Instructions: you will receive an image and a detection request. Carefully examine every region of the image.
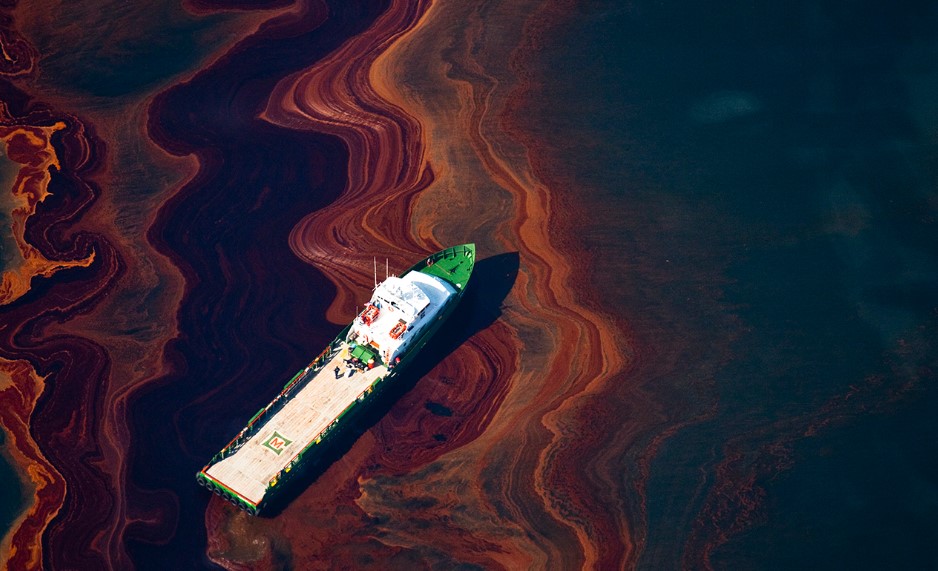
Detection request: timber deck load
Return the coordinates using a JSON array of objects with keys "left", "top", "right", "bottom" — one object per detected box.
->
[{"left": 197, "top": 244, "right": 475, "bottom": 514}]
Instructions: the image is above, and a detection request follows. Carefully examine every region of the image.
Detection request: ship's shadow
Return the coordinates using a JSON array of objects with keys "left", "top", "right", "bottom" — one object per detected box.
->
[{"left": 262, "top": 251, "right": 519, "bottom": 517}]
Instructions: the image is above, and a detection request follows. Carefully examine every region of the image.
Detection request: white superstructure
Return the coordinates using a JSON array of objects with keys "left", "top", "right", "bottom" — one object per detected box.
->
[{"left": 348, "top": 271, "right": 456, "bottom": 364}]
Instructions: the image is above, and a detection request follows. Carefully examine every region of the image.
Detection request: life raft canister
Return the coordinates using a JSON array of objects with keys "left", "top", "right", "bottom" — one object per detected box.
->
[
  {"left": 389, "top": 321, "right": 407, "bottom": 339},
  {"left": 361, "top": 304, "right": 380, "bottom": 325}
]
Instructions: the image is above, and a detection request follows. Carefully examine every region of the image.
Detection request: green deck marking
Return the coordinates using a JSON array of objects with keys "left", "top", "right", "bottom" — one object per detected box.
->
[{"left": 261, "top": 431, "right": 292, "bottom": 455}]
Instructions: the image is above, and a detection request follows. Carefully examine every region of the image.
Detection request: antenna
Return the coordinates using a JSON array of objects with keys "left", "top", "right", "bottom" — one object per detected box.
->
[
  {"left": 385, "top": 258, "right": 389, "bottom": 279},
  {"left": 373, "top": 257, "right": 377, "bottom": 288}
]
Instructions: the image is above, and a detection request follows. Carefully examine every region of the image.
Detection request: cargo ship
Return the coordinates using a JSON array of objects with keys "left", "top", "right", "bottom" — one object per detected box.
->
[{"left": 196, "top": 244, "right": 476, "bottom": 514}]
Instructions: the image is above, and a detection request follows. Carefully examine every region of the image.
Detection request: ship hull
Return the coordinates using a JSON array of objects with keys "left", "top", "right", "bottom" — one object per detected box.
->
[{"left": 197, "top": 244, "right": 475, "bottom": 514}]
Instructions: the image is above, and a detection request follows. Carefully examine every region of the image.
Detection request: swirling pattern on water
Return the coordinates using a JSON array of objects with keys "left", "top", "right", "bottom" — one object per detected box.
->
[
  {"left": 3, "top": 0, "right": 936, "bottom": 569},
  {"left": 205, "top": 1, "right": 634, "bottom": 568}
]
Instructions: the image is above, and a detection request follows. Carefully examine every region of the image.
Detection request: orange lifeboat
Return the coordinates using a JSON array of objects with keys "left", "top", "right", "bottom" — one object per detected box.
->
[
  {"left": 389, "top": 320, "right": 407, "bottom": 339},
  {"left": 361, "top": 304, "right": 380, "bottom": 325}
]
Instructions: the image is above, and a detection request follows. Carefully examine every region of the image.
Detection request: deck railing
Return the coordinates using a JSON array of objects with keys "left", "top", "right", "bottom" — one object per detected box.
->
[
  {"left": 211, "top": 338, "right": 346, "bottom": 462},
  {"left": 264, "top": 372, "right": 387, "bottom": 492}
]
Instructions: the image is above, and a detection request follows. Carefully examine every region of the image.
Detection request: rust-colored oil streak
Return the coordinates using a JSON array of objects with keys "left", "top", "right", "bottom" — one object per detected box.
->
[
  {"left": 209, "top": 0, "right": 633, "bottom": 568},
  {"left": 0, "top": 119, "right": 95, "bottom": 304},
  {"left": 0, "top": 359, "right": 63, "bottom": 571},
  {"left": 361, "top": 1, "right": 634, "bottom": 568},
  {"left": 263, "top": 0, "right": 433, "bottom": 323},
  {"left": 0, "top": 1, "right": 293, "bottom": 567},
  {"left": 0, "top": 97, "right": 122, "bottom": 569}
]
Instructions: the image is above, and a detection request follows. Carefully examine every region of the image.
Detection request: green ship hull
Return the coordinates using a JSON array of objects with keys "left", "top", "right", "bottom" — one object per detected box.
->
[{"left": 197, "top": 244, "right": 475, "bottom": 514}]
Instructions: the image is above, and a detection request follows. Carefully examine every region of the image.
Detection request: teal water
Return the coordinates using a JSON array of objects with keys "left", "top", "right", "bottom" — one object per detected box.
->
[
  {"left": 29, "top": 0, "right": 229, "bottom": 99},
  {"left": 0, "top": 430, "right": 27, "bottom": 546},
  {"left": 532, "top": 1, "right": 938, "bottom": 567},
  {"left": 7, "top": 0, "right": 935, "bottom": 566},
  {"left": 0, "top": 151, "right": 19, "bottom": 275},
  {"left": 0, "top": 151, "right": 29, "bottom": 540}
]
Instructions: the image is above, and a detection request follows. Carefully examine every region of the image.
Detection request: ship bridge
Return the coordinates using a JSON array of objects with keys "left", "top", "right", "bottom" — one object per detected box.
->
[
  {"left": 374, "top": 276, "right": 430, "bottom": 321},
  {"left": 350, "top": 272, "right": 455, "bottom": 364}
]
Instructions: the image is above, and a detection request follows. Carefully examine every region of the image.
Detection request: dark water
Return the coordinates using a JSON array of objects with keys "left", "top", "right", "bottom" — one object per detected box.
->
[
  {"left": 535, "top": 1, "right": 938, "bottom": 568},
  {"left": 6, "top": 0, "right": 937, "bottom": 567},
  {"left": 0, "top": 118, "right": 28, "bottom": 550},
  {"left": 125, "top": 3, "right": 389, "bottom": 568},
  {"left": 0, "top": 431, "right": 25, "bottom": 543},
  {"left": 29, "top": 1, "right": 229, "bottom": 99}
]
